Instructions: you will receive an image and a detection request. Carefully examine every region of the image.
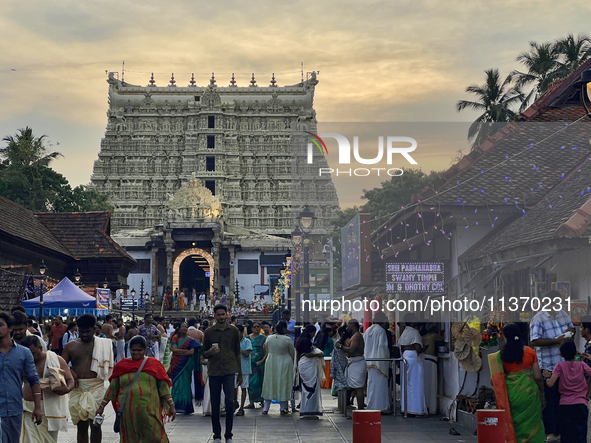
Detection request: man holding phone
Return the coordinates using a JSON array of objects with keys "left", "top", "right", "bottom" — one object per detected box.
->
[{"left": 203, "top": 304, "right": 242, "bottom": 443}]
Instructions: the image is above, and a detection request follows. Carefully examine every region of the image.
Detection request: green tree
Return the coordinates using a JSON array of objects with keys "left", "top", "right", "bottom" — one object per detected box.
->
[
  {"left": 555, "top": 33, "right": 591, "bottom": 76},
  {"left": 326, "top": 169, "right": 440, "bottom": 285},
  {"left": 0, "top": 127, "right": 112, "bottom": 212},
  {"left": 512, "top": 41, "right": 562, "bottom": 98},
  {"left": 0, "top": 127, "right": 63, "bottom": 210},
  {"left": 456, "top": 69, "right": 524, "bottom": 149}
]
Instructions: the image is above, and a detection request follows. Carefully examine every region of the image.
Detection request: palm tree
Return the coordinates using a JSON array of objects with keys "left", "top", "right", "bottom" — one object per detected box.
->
[
  {"left": 457, "top": 69, "right": 524, "bottom": 149},
  {"left": 0, "top": 127, "right": 62, "bottom": 210},
  {"left": 512, "top": 41, "right": 562, "bottom": 106},
  {"left": 555, "top": 33, "right": 591, "bottom": 76},
  {"left": 1, "top": 126, "right": 61, "bottom": 169}
]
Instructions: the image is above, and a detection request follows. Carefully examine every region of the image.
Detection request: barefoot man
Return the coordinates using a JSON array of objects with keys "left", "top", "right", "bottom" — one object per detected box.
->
[
  {"left": 62, "top": 314, "right": 114, "bottom": 443},
  {"left": 21, "top": 335, "right": 75, "bottom": 442},
  {"left": 336, "top": 319, "right": 366, "bottom": 410}
]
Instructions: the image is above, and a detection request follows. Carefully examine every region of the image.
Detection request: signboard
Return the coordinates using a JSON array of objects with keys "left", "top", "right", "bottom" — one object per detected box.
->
[
  {"left": 341, "top": 213, "right": 371, "bottom": 290},
  {"left": 386, "top": 262, "right": 445, "bottom": 293},
  {"left": 120, "top": 295, "right": 138, "bottom": 311},
  {"left": 96, "top": 288, "right": 110, "bottom": 309}
]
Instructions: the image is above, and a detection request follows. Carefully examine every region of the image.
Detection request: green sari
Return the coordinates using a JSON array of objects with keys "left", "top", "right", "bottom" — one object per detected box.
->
[
  {"left": 248, "top": 334, "right": 266, "bottom": 403},
  {"left": 488, "top": 351, "right": 545, "bottom": 443}
]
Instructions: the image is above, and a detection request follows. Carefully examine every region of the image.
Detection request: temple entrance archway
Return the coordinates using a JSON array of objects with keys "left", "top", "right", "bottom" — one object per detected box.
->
[{"left": 173, "top": 248, "right": 214, "bottom": 295}]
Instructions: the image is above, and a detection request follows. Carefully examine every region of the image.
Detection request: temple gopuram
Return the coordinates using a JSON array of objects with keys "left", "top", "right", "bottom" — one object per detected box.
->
[{"left": 90, "top": 71, "right": 338, "bottom": 305}]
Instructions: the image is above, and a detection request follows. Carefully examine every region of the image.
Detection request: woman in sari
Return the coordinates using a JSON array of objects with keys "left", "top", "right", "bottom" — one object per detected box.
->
[
  {"left": 488, "top": 323, "right": 545, "bottom": 443},
  {"left": 97, "top": 336, "right": 175, "bottom": 443},
  {"left": 245, "top": 321, "right": 266, "bottom": 408},
  {"left": 168, "top": 322, "right": 201, "bottom": 414},
  {"left": 178, "top": 290, "right": 185, "bottom": 311},
  {"left": 317, "top": 325, "right": 335, "bottom": 389},
  {"left": 296, "top": 325, "right": 325, "bottom": 418},
  {"left": 331, "top": 325, "right": 349, "bottom": 396}
]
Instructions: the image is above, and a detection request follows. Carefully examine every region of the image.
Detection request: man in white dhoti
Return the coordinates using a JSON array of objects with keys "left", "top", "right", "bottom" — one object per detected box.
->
[
  {"left": 191, "top": 289, "right": 197, "bottom": 311},
  {"left": 397, "top": 314, "right": 427, "bottom": 416},
  {"left": 422, "top": 323, "right": 443, "bottom": 414},
  {"left": 364, "top": 312, "right": 390, "bottom": 412},
  {"left": 21, "top": 335, "right": 75, "bottom": 443},
  {"left": 199, "top": 293, "right": 206, "bottom": 312},
  {"left": 62, "top": 314, "right": 113, "bottom": 443},
  {"left": 336, "top": 319, "right": 366, "bottom": 409}
]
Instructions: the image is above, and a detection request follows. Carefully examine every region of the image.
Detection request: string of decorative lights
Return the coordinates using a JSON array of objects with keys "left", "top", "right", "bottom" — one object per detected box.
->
[{"left": 321, "top": 115, "right": 590, "bottom": 235}]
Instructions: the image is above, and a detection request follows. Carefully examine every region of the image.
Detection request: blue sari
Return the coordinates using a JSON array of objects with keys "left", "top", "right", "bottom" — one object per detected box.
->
[{"left": 169, "top": 335, "right": 201, "bottom": 414}]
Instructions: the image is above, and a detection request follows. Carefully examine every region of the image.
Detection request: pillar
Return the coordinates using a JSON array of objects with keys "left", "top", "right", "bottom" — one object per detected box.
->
[
  {"left": 164, "top": 229, "right": 175, "bottom": 292},
  {"left": 228, "top": 246, "right": 236, "bottom": 307},
  {"left": 212, "top": 227, "right": 221, "bottom": 294},
  {"left": 151, "top": 246, "right": 159, "bottom": 296}
]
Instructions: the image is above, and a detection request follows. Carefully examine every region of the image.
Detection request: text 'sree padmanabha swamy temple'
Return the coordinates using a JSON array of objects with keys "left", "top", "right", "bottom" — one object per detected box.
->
[{"left": 90, "top": 72, "right": 339, "bottom": 305}]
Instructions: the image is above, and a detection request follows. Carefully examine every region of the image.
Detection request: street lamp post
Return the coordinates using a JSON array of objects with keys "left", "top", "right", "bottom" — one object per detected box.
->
[
  {"left": 298, "top": 205, "right": 315, "bottom": 325},
  {"left": 38, "top": 260, "right": 48, "bottom": 327},
  {"left": 303, "top": 237, "right": 310, "bottom": 324},
  {"left": 323, "top": 238, "right": 335, "bottom": 301},
  {"left": 291, "top": 227, "right": 302, "bottom": 326}
]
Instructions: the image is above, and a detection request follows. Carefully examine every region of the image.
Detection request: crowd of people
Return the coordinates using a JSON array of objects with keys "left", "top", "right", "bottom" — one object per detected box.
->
[
  {"left": 0, "top": 305, "right": 460, "bottom": 443},
  {"left": 157, "top": 288, "right": 270, "bottom": 316},
  {"left": 488, "top": 289, "right": 591, "bottom": 443},
  {"left": 4, "top": 287, "right": 591, "bottom": 442}
]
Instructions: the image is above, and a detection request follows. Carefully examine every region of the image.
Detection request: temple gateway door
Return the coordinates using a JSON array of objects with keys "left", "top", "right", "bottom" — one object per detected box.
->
[{"left": 173, "top": 248, "right": 214, "bottom": 295}]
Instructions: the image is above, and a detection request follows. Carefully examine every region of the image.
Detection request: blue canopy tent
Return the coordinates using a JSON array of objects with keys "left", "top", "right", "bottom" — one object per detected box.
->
[{"left": 23, "top": 277, "right": 108, "bottom": 317}]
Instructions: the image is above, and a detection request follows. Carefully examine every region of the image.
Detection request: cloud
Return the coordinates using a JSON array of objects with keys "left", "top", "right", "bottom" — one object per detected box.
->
[{"left": 0, "top": 0, "right": 590, "bottom": 208}]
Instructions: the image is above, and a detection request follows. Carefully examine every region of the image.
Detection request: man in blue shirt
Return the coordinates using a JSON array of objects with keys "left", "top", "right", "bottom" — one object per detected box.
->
[
  {"left": 0, "top": 311, "right": 42, "bottom": 443},
  {"left": 282, "top": 310, "right": 296, "bottom": 343}
]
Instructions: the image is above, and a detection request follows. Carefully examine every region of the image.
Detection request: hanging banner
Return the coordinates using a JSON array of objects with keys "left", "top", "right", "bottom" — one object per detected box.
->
[{"left": 96, "top": 288, "right": 110, "bottom": 309}]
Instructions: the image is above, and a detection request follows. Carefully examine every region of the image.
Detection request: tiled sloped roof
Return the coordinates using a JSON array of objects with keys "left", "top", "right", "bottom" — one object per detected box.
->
[
  {"left": 411, "top": 58, "right": 591, "bottom": 210},
  {"left": 0, "top": 268, "right": 27, "bottom": 311},
  {"left": 0, "top": 196, "right": 73, "bottom": 257},
  {"left": 529, "top": 105, "right": 589, "bottom": 122},
  {"left": 467, "top": 157, "right": 591, "bottom": 259},
  {"left": 414, "top": 119, "right": 591, "bottom": 207},
  {"left": 35, "top": 212, "right": 133, "bottom": 261}
]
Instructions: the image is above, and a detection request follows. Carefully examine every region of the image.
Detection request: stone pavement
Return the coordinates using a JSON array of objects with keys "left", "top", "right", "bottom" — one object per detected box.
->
[{"left": 56, "top": 391, "right": 477, "bottom": 442}]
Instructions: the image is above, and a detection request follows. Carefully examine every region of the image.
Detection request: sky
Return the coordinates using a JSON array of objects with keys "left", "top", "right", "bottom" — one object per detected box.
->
[{"left": 1, "top": 0, "right": 591, "bottom": 208}]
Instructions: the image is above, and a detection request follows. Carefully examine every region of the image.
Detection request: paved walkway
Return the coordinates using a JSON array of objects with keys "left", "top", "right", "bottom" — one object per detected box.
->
[{"left": 56, "top": 392, "right": 476, "bottom": 442}]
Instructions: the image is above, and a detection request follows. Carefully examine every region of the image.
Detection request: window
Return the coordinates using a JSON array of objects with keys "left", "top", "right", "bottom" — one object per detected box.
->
[
  {"left": 207, "top": 135, "right": 215, "bottom": 149},
  {"left": 238, "top": 259, "right": 259, "bottom": 274},
  {"left": 205, "top": 180, "right": 215, "bottom": 195},
  {"left": 206, "top": 156, "right": 215, "bottom": 171},
  {"left": 208, "top": 116, "right": 215, "bottom": 128},
  {"left": 130, "top": 259, "right": 150, "bottom": 274},
  {"left": 195, "top": 96, "right": 200, "bottom": 102}
]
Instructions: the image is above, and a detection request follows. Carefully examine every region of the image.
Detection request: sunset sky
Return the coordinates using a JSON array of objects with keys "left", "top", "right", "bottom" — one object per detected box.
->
[{"left": 1, "top": 0, "right": 590, "bottom": 208}]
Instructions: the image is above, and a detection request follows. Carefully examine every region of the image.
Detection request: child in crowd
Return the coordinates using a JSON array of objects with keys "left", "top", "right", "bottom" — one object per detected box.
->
[{"left": 546, "top": 340, "right": 591, "bottom": 443}]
